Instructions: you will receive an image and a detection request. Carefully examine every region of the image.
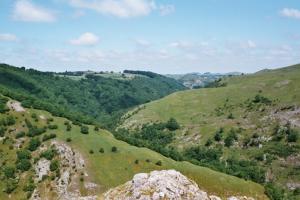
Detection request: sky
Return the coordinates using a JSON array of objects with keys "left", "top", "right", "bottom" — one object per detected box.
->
[{"left": 0, "top": 0, "right": 300, "bottom": 74}]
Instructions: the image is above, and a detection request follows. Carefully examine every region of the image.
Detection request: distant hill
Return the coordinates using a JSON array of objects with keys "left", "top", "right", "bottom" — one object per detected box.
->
[
  {"left": 166, "top": 72, "right": 242, "bottom": 89},
  {"left": 120, "top": 64, "right": 300, "bottom": 199},
  {"left": 0, "top": 64, "right": 185, "bottom": 128}
]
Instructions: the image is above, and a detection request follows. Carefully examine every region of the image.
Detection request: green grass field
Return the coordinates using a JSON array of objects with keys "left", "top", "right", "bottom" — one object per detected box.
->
[{"left": 0, "top": 103, "right": 268, "bottom": 199}]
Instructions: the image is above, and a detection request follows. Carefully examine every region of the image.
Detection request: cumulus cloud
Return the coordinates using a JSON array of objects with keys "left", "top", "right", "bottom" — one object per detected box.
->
[
  {"left": 70, "top": 32, "right": 100, "bottom": 46},
  {"left": 67, "top": 0, "right": 174, "bottom": 18},
  {"left": 0, "top": 33, "right": 18, "bottom": 41},
  {"left": 13, "top": 0, "right": 56, "bottom": 22},
  {"left": 280, "top": 8, "right": 300, "bottom": 19},
  {"left": 67, "top": 0, "right": 155, "bottom": 18}
]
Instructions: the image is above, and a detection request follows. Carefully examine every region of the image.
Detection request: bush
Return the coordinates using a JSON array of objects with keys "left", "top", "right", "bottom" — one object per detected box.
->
[
  {"left": 99, "top": 148, "right": 104, "bottom": 153},
  {"left": 66, "top": 137, "right": 72, "bottom": 142},
  {"left": 135, "top": 159, "right": 139, "bottom": 164},
  {"left": 66, "top": 124, "right": 72, "bottom": 131},
  {"left": 166, "top": 118, "right": 180, "bottom": 131},
  {"left": 40, "top": 149, "right": 56, "bottom": 160},
  {"left": 264, "top": 183, "right": 284, "bottom": 200},
  {"left": 17, "top": 149, "right": 31, "bottom": 160},
  {"left": 15, "top": 131, "right": 25, "bottom": 139},
  {"left": 50, "top": 160, "right": 59, "bottom": 171},
  {"left": 89, "top": 150, "right": 94, "bottom": 154},
  {"left": 205, "top": 138, "right": 213, "bottom": 146},
  {"left": 27, "top": 138, "right": 41, "bottom": 151},
  {"left": 81, "top": 126, "right": 89, "bottom": 134},
  {"left": 48, "top": 124, "right": 58, "bottom": 129},
  {"left": 214, "top": 130, "right": 223, "bottom": 142},
  {"left": 3, "top": 166, "right": 15, "bottom": 178},
  {"left": 155, "top": 160, "right": 162, "bottom": 166},
  {"left": 287, "top": 130, "right": 298, "bottom": 142},
  {"left": 0, "top": 126, "right": 6, "bottom": 137},
  {"left": 94, "top": 126, "right": 100, "bottom": 131},
  {"left": 111, "top": 146, "right": 117, "bottom": 152},
  {"left": 4, "top": 179, "right": 18, "bottom": 194},
  {"left": 42, "top": 133, "right": 57, "bottom": 142},
  {"left": 16, "top": 159, "right": 31, "bottom": 171}
]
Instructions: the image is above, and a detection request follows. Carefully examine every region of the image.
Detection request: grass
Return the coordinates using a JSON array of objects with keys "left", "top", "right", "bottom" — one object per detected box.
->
[
  {"left": 0, "top": 104, "right": 268, "bottom": 199},
  {"left": 120, "top": 64, "right": 300, "bottom": 196}
]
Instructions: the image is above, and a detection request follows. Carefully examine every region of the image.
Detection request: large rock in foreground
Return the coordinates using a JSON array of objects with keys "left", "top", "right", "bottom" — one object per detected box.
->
[
  {"left": 105, "top": 170, "right": 208, "bottom": 199},
  {"left": 104, "top": 170, "right": 256, "bottom": 200}
]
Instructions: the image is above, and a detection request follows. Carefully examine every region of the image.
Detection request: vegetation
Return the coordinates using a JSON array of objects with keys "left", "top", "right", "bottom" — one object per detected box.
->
[{"left": 0, "top": 64, "right": 185, "bottom": 128}]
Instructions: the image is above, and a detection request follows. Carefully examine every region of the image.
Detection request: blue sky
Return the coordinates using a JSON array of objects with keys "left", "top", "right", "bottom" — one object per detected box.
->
[{"left": 0, "top": 0, "right": 300, "bottom": 73}]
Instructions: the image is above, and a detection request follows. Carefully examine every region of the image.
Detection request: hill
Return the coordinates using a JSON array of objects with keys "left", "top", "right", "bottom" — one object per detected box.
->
[
  {"left": 119, "top": 64, "right": 300, "bottom": 199},
  {"left": 0, "top": 64, "right": 185, "bottom": 128},
  {"left": 0, "top": 97, "right": 267, "bottom": 199}
]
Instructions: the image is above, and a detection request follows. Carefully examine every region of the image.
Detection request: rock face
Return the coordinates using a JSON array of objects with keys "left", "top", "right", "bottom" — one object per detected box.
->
[
  {"left": 105, "top": 170, "right": 209, "bottom": 200},
  {"left": 104, "top": 170, "right": 256, "bottom": 200}
]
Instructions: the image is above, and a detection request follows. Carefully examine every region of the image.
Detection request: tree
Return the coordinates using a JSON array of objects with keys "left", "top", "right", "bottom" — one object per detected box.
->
[
  {"left": 166, "top": 118, "right": 180, "bottom": 131},
  {"left": 155, "top": 160, "right": 162, "bottom": 166},
  {"left": 99, "top": 148, "right": 104, "bottom": 153},
  {"left": 17, "top": 149, "right": 31, "bottom": 160},
  {"left": 111, "top": 146, "right": 117, "bottom": 152},
  {"left": 27, "top": 138, "right": 41, "bottom": 151},
  {"left": 205, "top": 138, "right": 213, "bottom": 146},
  {"left": 81, "top": 126, "right": 89, "bottom": 134},
  {"left": 214, "top": 131, "right": 223, "bottom": 142},
  {"left": 3, "top": 166, "right": 15, "bottom": 178},
  {"left": 287, "top": 130, "right": 298, "bottom": 142},
  {"left": 16, "top": 159, "right": 32, "bottom": 171},
  {"left": 50, "top": 160, "right": 59, "bottom": 171}
]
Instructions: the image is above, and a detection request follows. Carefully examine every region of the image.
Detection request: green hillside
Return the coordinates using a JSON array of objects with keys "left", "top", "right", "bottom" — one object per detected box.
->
[
  {"left": 120, "top": 64, "right": 300, "bottom": 199},
  {"left": 0, "top": 64, "right": 185, "bottom": 128},
  {"left": 0, "top": 97, "right": 267, "bottom": 199}
]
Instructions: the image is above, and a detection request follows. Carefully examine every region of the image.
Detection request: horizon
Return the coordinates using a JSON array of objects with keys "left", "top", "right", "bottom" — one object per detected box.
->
[{"left": 0, "top": 0, "right": 300, "bottom": 73}]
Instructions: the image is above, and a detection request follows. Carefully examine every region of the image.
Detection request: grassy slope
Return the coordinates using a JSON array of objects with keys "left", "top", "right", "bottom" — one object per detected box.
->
[
  {"left": 0, "top": 102, "right": 267, "bottom": 199},
  {"left": 121, "top": 64, "right": 300, "bottom": 146}
]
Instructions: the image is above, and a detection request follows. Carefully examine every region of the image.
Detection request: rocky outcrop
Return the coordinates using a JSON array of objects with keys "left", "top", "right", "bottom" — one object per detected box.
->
[{"left": 104, "top": 170, "right": 255, "bottom": 200}]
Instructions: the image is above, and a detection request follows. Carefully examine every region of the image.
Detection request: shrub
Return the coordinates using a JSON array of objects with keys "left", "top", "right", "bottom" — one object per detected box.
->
[
  {"left": 17, "top": 149, "right": 31, "bottom": 160},
  {"left": 287, "top": 130, "right": 298, "bottom": 142},
  {"left": 3, "top": 166, "right": 15, "bottom": 178},
  {"left": 42, "top": 133, "right": 56, "bottom": 142},
  {"left": 40, "top": 149, "right": 56, "bottom": 160},
  {"left": 4, "top": 179, "right": 18, "bottom": 194},
  {"left": 111, "top": 146, "right": 117, "bottom": 152},
  {"left": 27, "top": 138, "right": 41, "bottom": 151},
  {"left": 48, "top": 124, "right": 58, "bottom": 129},
  {"left": 66, "top": 124, "right": 72, "bottom": 131},
  {"left": 0, "top": 126, "right": 7, "bottom": 137},
  {"left": 80, "top": 126, "right": 89, "bottom": 134},
  {"left": 94, "top": 126, "right": 100, "bottom": 131},
  {"left": 15, "top": 131, "right": 25, "bottom": 139},
  {"left": 227, "top": 113, "right": 234, "bottom": 119},
  {"left": 135, "top": 159, "right": 139, "bottom": 164},
  {"left": 99, "top": 148, "right": 104, "bottom": 153},
  {"left": 166, "top": 118, "right": 180, "bottom": 131},
  {"left": 16, "top": 159, "right": 31, "bottom": 171},
  {"left": 264, "top": 183, "right": 284, "bottom": 200},
  {"left": 66, "top": 138, "right": 72, "bottom": 142},
  {"left": 89, "top": 150, "right": 94, "bottom": 154},
  {"left": 205, "top": 138, "right": 213, "bottom": 146},
  {"left": 155, "top": 160, "right": 162, "bottom": 166},
  {"left": 214, "top": 131, "right": 223, "bottom": 142},
  {"left": 50, "top": 160, "right": 59, "bottom": 171}
]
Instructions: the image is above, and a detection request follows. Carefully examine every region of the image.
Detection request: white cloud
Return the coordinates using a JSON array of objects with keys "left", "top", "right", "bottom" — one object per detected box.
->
[
  {"left": 246, "top": 40, "right": 256, "bottom": 48},
  {"left": 68, "top": 0, "right": 155, "bottom": 18},
  {"left": 70, "top": 32, "right": 100, "bottom": 46},
  {"left": 0, "top": 33, "right": 18, "bottom": 41},
  {"left": 135, "top": 39, "right": 151, "bottom": 47},
  {"left": 159, "top": 4, "right": 175, "bottom": 16},
  {"left": 13, "top": 0, "right": 56, "bottom": 22},
  {"left": 280, "top": 8, "right": 300, "bottom": 19}
]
